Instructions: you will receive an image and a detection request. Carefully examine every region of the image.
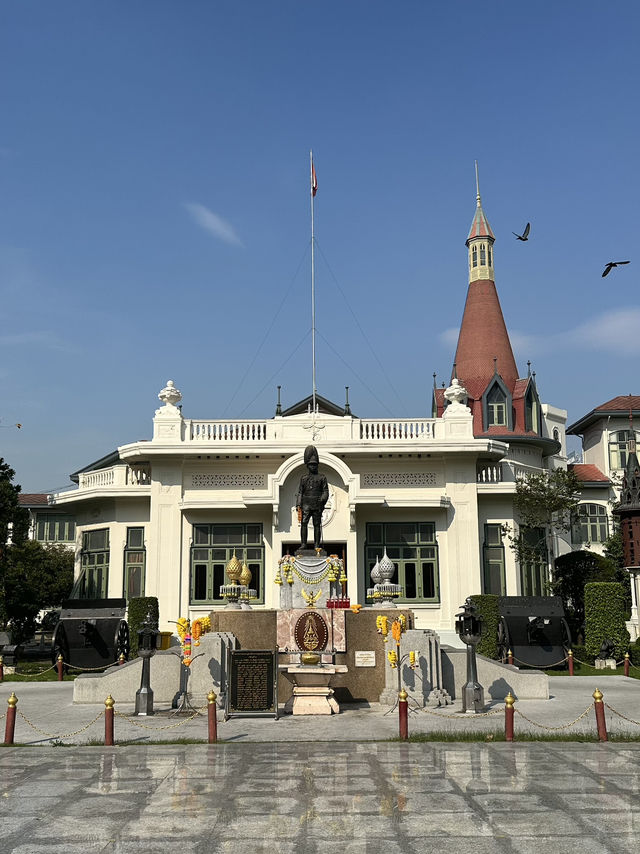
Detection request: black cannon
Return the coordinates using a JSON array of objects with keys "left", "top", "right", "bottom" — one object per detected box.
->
[
  {"left": 497, "top": 596, "right": 571, "bottom": 669},
  {"left": 51, "top": 599, "right": 130, "bottom": 670}
]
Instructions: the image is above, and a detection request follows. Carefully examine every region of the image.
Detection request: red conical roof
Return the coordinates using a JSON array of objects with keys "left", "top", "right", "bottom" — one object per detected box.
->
[{"left": 453, "top": 279, "right": 518, "bottom": 401}]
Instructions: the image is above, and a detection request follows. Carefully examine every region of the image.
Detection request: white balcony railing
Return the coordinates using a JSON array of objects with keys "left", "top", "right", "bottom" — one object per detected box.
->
[
  {"left": 78, "top": 464, "right": 151, "bottom": 490},
  {"left": 183, "top": 417, "right": 437, "bottom": 444}
]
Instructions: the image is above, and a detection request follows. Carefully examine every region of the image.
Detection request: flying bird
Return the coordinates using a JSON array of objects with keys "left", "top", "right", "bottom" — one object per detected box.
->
[
  {"left": 602, "top": 261, "right": 630, "bottom": 278},
  {"left": 512, "top": 222, "right": 530, "bottom": 241}
]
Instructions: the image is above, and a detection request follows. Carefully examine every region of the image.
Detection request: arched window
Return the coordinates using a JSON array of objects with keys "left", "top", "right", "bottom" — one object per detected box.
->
[
  {"left": 553, "top": 427, "right": 560, "bottom": 442},
  {"left": 480, "top": 244, "right": 486, "bottom": 265},
  {"left": 472, "top": 246, "right": 478, "bottom": 267},
  {"left": 487, "top": 384, "right": 507, "bottom": 427},
  {"left": 571, "top": 504, "right": 609, "bottom": 544}
]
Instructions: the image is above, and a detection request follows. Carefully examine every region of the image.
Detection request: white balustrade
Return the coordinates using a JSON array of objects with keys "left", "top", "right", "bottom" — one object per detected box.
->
[
  {"left": 79, "top": 465, "right": 151, "bottom": 490},
  {"left": 476, "top": 463, "right": 503, "bottom": 483},
  {"left": 359, "top": 419, "right": 434, "bottom": 441},
  {"left": 189, "top": 420, "right": 269, "bottom": 442}
]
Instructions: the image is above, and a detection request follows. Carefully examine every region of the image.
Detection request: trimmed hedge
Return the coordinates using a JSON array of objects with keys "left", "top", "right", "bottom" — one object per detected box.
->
[
  {"left": 470, "top": 594, "right": 500, "bottom": 659},
  {"left": 629, "top": 639, "right": 640, "bottom": 665},
  {"left": 584, "top": 582, "right": 629, "bottom": 660},
  {"left": 127, "top": 596, "right": 159, "bottom": 658}
]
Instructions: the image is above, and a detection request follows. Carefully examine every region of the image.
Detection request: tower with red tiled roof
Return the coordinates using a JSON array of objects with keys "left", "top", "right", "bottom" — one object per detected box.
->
[{"left": 434, "top": 167, "right": 557, "bottom": 455}]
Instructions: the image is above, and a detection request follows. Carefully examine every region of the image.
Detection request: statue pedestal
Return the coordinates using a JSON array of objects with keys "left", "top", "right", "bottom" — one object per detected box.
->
[{"left": 280, "top": 664, "right": 348, "bottom": 715}]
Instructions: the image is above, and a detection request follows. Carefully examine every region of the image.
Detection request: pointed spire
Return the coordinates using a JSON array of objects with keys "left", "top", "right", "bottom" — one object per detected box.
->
[{"left": 453, "top": 168, "right": 518, "bottom": 400}]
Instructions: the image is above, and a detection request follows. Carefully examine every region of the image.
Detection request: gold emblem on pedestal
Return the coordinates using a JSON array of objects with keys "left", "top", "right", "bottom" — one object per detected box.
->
[{"left": 301, "top": 587, "right": 322, "bottom": 608}]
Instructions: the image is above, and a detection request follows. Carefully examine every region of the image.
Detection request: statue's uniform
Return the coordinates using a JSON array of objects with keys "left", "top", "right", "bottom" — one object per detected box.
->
[{"left": 296, "top": 473, "right": 329, "bottom": 549}]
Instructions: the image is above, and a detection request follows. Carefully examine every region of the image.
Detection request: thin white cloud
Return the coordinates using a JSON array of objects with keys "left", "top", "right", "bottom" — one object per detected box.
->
[
  {"left": 0, "top": 330, "right": 76, "bottom": 353},
  {"left": 440, "top": 308, "right": 640, "bottom": 359},
  {"left": 563, "top": 308, "right": 640, "bottom": 355},
  {"left": 184, "top": 202, "right": 243, "bottom": 247}
]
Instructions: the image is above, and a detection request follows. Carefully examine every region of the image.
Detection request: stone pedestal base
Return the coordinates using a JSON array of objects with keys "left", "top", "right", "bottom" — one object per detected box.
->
[
  {"left": 280, "top": 664, "right": 348, "bottom": 715},
  {"left": 595, "top": 658, "right": 617, "bottom": 671}
]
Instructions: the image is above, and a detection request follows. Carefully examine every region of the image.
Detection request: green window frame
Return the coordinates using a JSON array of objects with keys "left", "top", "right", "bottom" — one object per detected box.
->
[
  {"left": 608, "top": 430, "right": 640, "bottom": 470},
  {"left": 482, "top": 524, "right": 505, "bottom": 595},
  {"left": 35, "top": 513, "right": 76, "bottom": 543},
  {"left": 487, "top": 385, "right": 507, "bottom": 427},
  {"left": 123, "top": 527, "right": 146, "bottom": 599},
  {"left": 519, "top": 526, "right": 548, "bottom": 597},
  {"left": 571, "top": 504, "right": 609, "bottom": 545},
  {"left": 80, "top": 528, "right": 110, "bottom": 599},
  {"left": 365, "top": 522, "right": 439, "bottom": 603},
  {"left": 190, "top": 523, "right": 264, "bottom": 605}
]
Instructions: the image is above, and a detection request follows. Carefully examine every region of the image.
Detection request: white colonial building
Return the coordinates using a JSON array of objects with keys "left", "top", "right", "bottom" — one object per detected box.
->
[{"left": 50, "top": 187, "right": 569, "bottom": 642}]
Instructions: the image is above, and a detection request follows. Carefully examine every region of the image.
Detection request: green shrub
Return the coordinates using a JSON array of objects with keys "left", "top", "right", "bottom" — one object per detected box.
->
[
  {"left": 584, "top": 583, "right": 630, "bottom": 660},
  {"left": 470, "top": 594, "right": 500, "bottom": 659},
  {"left": 628, "top": 639, "right": 640, "bottom": 665},
  {"left": 127, "top": 596, "right": 159, "bottom": 658},
  {"left": 568, "top": 644, "right": 591, "bottom": 666}
]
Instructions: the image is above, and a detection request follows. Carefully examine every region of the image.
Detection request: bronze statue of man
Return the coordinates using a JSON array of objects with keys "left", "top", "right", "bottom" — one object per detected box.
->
[{"left": 296, "top": 445, "right": 329, "bottom": 550}]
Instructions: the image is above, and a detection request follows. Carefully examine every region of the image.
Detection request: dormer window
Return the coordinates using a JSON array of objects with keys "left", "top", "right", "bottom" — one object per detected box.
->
[
  {"left": 525, "top": 385, "right": 541, "bottom": 433},
  {"left": 487, "top": 384, "right": 507, "bottom": 426},
  {"left": 472, "top": 246, "right": 478, "bottom": 267}
]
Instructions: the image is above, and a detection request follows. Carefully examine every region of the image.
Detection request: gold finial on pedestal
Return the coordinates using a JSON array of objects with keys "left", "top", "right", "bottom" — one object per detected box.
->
[
  {"left": 593, "top": 688, "right": 603, "bottom": 703},
  {"left": 7, "top": 692, "right": 18, "bottom": 708},
  {"left": 226, "top": 550, "right": 242, "bottom": 584},
  {"left": 104, "top": 695, "right": 115, "bottom": 709},
  {"left": 505, "top": 692, "right": 515, "bottom": 708}
]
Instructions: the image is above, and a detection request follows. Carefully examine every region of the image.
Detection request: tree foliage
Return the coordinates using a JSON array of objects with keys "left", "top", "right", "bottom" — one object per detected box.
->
[
  {"left": 128, "top": 596, "right": 159, "bottom": 657},
  {"left": 2, "top": 541, "right": 74, "bottom": 644},
  {"left": 553, "top": 550, "right": 617, "bottom": 637},
  {"left": 508, "top": 469, "right": 581, "bottom": 565},
  {"left": 0, "top": 457, "right": 30, "bottom": 630},
  {"left": 470, "top": 594, "right": 500, "bottom": 659}
]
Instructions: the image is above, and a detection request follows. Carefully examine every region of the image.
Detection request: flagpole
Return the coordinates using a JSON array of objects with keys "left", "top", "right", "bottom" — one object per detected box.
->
[{"left": 310, "top": 150, "right": 317, "bottom": 414}]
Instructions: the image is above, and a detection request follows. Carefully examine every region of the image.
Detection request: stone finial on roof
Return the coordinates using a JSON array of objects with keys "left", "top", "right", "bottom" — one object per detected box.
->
[
  {"left": 443, "top": 378, "right": 471, "bottom": 417},
  {"left": 158, "top": 380, "right": 182, "bottom": 409}
]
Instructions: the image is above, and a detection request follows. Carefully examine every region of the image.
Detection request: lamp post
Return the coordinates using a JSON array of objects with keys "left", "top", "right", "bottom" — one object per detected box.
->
[
  {"left": 135, "top": 613, "right": 161, "bottom": 716},
  {"left": 455, "top": 598, "right": 485, "bottom": 713}
]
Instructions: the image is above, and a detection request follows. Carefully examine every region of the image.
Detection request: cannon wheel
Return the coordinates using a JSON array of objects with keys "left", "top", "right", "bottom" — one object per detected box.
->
[
  {"left": 115, "top": 620, "right": 130, "bottom": 661},
  {"left": 51, "top": 622, "right": 70, "bottom": 672},
  {"left": 497, "top": 617, "right": 510, "bottom": 663}
]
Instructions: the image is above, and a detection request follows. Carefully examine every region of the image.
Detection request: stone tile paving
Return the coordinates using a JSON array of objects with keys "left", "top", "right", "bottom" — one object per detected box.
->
[
  {"left": 2, "top": 677, "right": 640, "bottom": 744},
  {"left": 0, "top": 743, "right": 639, "bottom": 853}
]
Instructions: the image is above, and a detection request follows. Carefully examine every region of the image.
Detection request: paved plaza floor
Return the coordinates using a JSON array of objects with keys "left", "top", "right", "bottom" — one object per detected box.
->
[
  {"left": 1, "top": 678, "right": 640, "bottom": 852},
  {"left": 1, "top": 741, "right": 639, "bottom": 853},
  {"left": 2, "top": 676, "right": 640, "bottom": 743}
]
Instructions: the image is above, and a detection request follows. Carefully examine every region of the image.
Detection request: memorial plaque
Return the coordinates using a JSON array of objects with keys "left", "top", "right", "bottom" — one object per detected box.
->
[
  {"left": 355, "top": 650, "right": 376, "bottom": 667},
  {"left": 226, "top": 649, "right": 279, "bottom": 719},
  {"left": 294, "top": 611, "right": 329, "bottom": 652}
]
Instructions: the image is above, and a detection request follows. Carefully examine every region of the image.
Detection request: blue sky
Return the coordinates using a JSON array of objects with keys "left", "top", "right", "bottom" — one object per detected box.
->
[{"left": 1, "top": 1, "right": 639, "bottom": 492}]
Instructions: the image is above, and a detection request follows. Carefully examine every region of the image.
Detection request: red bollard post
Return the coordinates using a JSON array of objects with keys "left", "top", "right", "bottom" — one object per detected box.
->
[
  {"left": 624, "top": 653, "right": 630, "bottom": 678},
  {"left": 398, "top": 689, "right": 409, "bottom": 740},
  {"left": 505, "top": 692, "right": 515, "bottom": 742},
  {"left": 4, "top": 692, "right": 18, "bottom": 745},
  {"left": 0, "top": 654, "right": 4, "bottom": 683},
  {"left": 104, "top": 695, "right": 115, "bottom": 746},
  {"left": 57, "top": 654, "right": 64, "bottom": 681},
  {"left": 508, "top": 649, "right": 514, "bottom": 666},
  {"left": 568, "top": 649, "right": 574, "bottom": 676},
  {"left": 593, "top": 688, "right": 608, "bottom": 742},
  {"left": 207, "top": 690, "right": 218, "bottom": 744}
]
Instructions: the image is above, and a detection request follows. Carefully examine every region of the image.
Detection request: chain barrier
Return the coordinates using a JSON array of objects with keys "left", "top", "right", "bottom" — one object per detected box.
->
[
  {"left": 16, "top": 708, "right": 104, "bottom": 740},
  {"left": 514, "top": 704, "right": 593, "bottom": 731},
  {"left": 113, "top": 710, "right": 202, "bottom": 731},
  {"left": 603, "top": 702, "right": 640, "bottom": 727},
  {"left": 421, "top": 705, "right": 502, "bottom": 719},
  {"left": 512, "top": 654, "right": 568, "bottom": 669},
  {"left": 63, "top": 661, "right": 118, "bottom": 672},
  {"left": 10, "top": 663, "right": 58, "bottom": 678}
]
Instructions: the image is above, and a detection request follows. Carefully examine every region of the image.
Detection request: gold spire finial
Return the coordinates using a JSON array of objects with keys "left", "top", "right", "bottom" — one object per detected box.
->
[{"left": 475, "top": 160, "right": 481, "bottom": 207}]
